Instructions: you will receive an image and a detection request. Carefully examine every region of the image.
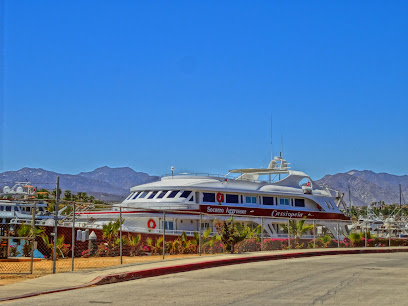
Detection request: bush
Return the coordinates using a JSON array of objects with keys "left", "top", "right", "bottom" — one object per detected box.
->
[{"left": 9, "top": 244, "right": 19, "bottom": 257}]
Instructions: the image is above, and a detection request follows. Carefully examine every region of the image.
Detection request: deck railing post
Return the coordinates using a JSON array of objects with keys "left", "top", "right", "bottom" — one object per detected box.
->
[
  {"left": 71, "top": 202, "right": 76, "bottom": 271},
  {"left": 120, "top": 207, "right": 123, "bottom": 265}
]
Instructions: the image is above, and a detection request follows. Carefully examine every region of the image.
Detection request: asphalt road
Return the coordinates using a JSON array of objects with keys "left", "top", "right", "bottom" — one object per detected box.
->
[{"left": 4, "top": 253, "right": 408, "bottom": 305}]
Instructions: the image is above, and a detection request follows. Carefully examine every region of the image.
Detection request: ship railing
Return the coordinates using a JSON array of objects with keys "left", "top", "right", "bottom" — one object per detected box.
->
[{"left": 161, "top": 172, "right": 270, "bottom": 184}]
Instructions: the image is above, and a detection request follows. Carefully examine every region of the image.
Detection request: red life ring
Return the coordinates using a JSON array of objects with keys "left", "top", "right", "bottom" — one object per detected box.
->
[
  {"left": 216, "top": 193, "right": 224, "bottom": 203},
  {"left": 147, "top": 219, "right": 156, "bottom": 229}
]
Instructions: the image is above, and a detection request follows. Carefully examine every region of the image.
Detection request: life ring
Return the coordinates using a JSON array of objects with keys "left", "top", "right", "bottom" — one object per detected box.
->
[
  {"left": 147, "top": 219, "right": 156, "bottom": 229},
  {"left": 216, "top": 193, "right": 224, "bottom": 203}
]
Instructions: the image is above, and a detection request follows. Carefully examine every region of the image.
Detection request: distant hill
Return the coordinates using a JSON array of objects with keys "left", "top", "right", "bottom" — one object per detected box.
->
[
  {"left": 316, "top": 170, "right": 408, "bottom": 207},
  {"left": 0, "top": 167, "right": 160, "bottom": 202}
]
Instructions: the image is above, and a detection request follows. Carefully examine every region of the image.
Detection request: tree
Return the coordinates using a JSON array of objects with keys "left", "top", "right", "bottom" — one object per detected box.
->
[
  {"left": 214, "top": 217, "right": 250, "bottom": 254},
  {"left": 319, "top": 235, "right": 332, "bottom": 248},
  {"left": 52, "top": 188, "right": 62, "bottom": 200},
  {"left": 64, "top": 190, "right": 72, "bottom": 201},
  {"left": 82, "top": 193, "right": 89, "bottom": 202},
  {"left": 101, "top": 219, "right": 124, "bottom": 256},
  {"left": 348, "top": 232, "right": 361, "bottom": 247},
  {"left": 126, "top": 233, "right": 141, "bottom": 256},
  {"left": 281, "top": 217, "right": 314, "bottom": 245},
  {"left": 41, "top": 234, "right": 70, "bottom": 258},
  {"left": 17, "top": 224, "right": 44, "bottom": 257}
]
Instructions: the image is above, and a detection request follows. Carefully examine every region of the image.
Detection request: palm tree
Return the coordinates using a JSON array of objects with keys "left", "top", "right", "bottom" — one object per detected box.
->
[
  {"left": 319, "top": 235, "right": 332, "bottom": 248},
  {"left": 102, "top": 219, "right": 123, "bottom": 256},
  {"left": 41, "top": 234, "right": 66, "bottom": 258},
  {"left": 64, "top": 190, "right": 72, "bottom": 201},
  {"left": 348, "top": 232, "right": 361, "bottom": 247},
  {"left": 281, "top": 218, "right": 314, "bottom": 246},
  {"left": 17, "top": 224, "right": 44, "bottom": 257},
  {"left": 146, "top": 237, "right": 163, "bottom": 255},
  {"left": 126, "top": 233, "right": 141, "bottom": 256},
  {"left": 214, "top": 217, "right": 250, "bottom": 253}
]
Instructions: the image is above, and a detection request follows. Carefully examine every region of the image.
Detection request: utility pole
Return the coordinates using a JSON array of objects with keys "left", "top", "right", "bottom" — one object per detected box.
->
[{"left": 52, "top": 176, "right": 59, "bottom": 274}]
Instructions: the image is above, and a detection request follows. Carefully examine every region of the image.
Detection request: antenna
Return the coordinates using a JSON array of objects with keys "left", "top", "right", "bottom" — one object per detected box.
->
[
  {"left": 281, "top": 134, "right": 283, "bottom": 158},
  {"left": 270, "top": 114, "right": 273, "bottom": 161}
]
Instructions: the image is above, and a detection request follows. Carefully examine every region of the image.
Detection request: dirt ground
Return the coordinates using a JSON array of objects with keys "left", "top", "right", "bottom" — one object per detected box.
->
[{"left": 0, "top": 254, "right": 203, "bottom": 286}]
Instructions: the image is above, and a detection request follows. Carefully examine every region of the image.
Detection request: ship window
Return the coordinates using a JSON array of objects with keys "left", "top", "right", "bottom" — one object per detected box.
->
[
  {"left": 279, "top": 198, "right": 290, "bottom": 206},
  {"left": 189, "top": 196, "right": 194, "bottom": 201},
  {"left": 138, "top": 191, "right": 149, "bottom": 199},
  {"left": 203, "top": 193, "right": 215, "bottom": 202},
  {"left": 126, "top": 193, "right": 134, "bottom": 200},
  {"left": 131, "top": 192, "right": 139, "bottom": 199},
  {"left": 148, "top": 191, "right": 158, "bottom": 199},
  {"left": 167, "top": 190, "right": 180, "bottom": 198},
  {"left": 226, "top": 194, "right": 239, "bottom": 203},
  {"left": 180, "top": 191, "right": 192, "bottom": 198},
  {"left": 294, "top": 199, "right": 305, "bottom": 207},
  {"left": 157, "top": 191, "right": 168, "bottom": 199},
  {"left": 6, "top": 206, "right": 11, "bottom": 211},
  {"left": 245, "top": 196, "right": 257, "bottom": 204},
  {"left": 263, "top": 196, "right": 274, "bottom": 205},
  {"left": 162, "top": 221, "right": 174, "bottom": 230}
]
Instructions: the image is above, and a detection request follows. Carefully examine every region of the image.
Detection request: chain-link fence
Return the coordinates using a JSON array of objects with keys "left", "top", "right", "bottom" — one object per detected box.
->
[{"left": 2, "top": 201, "right": 408, "bottom": 277}]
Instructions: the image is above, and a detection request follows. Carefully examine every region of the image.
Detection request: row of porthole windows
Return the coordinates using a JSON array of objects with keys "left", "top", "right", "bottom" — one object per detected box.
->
[{"left": 125, "top": 190, "right": 305, "bottom": 208}]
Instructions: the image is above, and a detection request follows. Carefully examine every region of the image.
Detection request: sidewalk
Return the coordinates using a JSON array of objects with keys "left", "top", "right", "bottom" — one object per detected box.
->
[{"left": 1, "top": 247, "right": 407, "bottom": 302}]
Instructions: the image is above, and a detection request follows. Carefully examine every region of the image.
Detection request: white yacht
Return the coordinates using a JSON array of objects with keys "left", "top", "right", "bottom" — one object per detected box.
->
[
  {"left": 0, "top": 182, "right": 53, "bottom": 224},
  {"left": 74, "top": 156, "right": 351, "bottom": 238}
]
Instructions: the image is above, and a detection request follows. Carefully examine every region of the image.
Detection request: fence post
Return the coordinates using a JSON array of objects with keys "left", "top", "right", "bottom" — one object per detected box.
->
[
  {"left": 199, "top": 213, "right": 202, "bottom": 256},
  {"left": 260, "top": 217, "right": 264, "bottom": 251},
  {"left": 313, "top": 220, "right": 316, "bottom": 248},
  {"left": 287, "top": 219, "right": 290, "bottom": 249},
  {"left": 365, "top": 223, "right": 367, "bottom": 248},
  {"left": 337, "top": 222, "right": 340, "bottom": 248},
  {"left": 71, "top": 202, "right": 76, "bottom": 271},
  {"left": 388, "top": 222, "right": 391, "bottom": 247},
  {"left": 52, "top": 176, "right": 60, "bottom": 274},
  {"left": 162, "top": 211, "right": 166, "bottom": 260},
  {"left": 120, "top": 207, "right": 123, "bottom": 265},
  {"left": 30, "top": 203, "right": 36, "bottom": 274}
]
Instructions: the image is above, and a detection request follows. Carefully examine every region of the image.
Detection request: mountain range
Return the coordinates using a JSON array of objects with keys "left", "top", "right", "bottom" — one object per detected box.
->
[
  {"left": 315, "top": 170, "right": 408, "bottom": 207},
  {"left": 0, "top": 167, "right": 407, "bottom": 206},
  {"left": 0, "top": 167, "right": 160, "bottom": 202}
]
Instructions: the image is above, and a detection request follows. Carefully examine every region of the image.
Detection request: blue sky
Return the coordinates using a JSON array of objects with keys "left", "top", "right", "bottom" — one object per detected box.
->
[{"left": 1, "top": 1, "right": 407, "bottom": 179}]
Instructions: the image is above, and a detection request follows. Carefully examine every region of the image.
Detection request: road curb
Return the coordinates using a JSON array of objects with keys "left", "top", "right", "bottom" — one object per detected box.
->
[{"left": 2, "top": 248, "right": 407, "bottom": 302}]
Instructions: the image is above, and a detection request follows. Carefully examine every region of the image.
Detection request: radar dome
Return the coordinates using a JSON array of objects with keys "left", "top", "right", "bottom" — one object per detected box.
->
[
  {"left": 16, "top": 186, "right": 24, "bottom": 193},
  {"left": 3, "top": 186, "right": 10, "bottom": 193}
]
